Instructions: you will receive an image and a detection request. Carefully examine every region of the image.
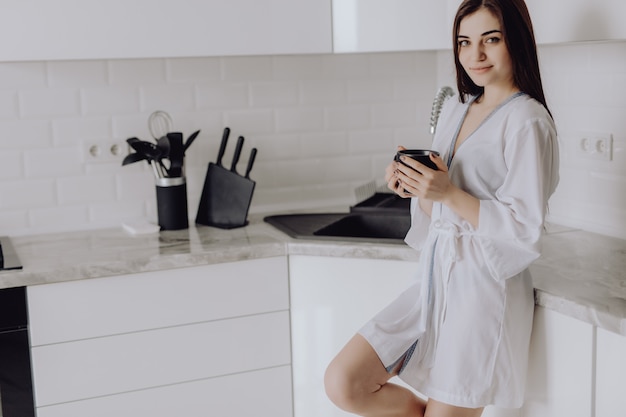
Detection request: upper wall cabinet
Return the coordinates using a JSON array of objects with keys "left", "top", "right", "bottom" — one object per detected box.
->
[
  {"left": 0, "top": 0, "right": 332, "bottom": 62},
  {"left": 332, "top": 0, "right": 463, "bottom": 53},
  {"left": 525, "top": 0, "right": 626, "bottom": 44}
]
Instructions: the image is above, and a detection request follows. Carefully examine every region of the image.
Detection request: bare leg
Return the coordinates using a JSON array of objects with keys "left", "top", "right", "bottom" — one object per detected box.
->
[
  {"left": 424, "top": 399, "right": 483, "bottom": 417},
  {"left": 324, "top": 333, "right": 426, "bottom": 417}
]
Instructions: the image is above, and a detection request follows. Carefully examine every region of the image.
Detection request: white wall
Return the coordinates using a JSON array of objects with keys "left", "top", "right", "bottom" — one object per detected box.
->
[
  {"left": 0, "top": 53, "right": 437, "bottom": 236},
  {"left": 1, "top": 41, "right": 625, "bottom": 239}
]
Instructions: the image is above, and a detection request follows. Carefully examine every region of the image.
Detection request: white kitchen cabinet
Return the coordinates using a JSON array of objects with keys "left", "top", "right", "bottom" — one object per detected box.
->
[
  {"left": 289, "top": 255, "right": 419, "bottom": 417},
  {"left": 595, "top": 327, "right": 626, "bottom": 417},
  {"left": 526, "top": 0, "right": 626, "bottom": 44},
  {"left": 36, "top": 366, "right": 292, "bottom": 417},
  {"left": 0, "top": 0, "right": 332, "bottom": 62},
  {"left": 332, "top": 0, "right": 463, "bottom": 53},
  {"left": 27, "top": 257, "right": 292, "bottom": 417},
  {"left": 520, "top": 306, "right": 594, "bottom": 417}
]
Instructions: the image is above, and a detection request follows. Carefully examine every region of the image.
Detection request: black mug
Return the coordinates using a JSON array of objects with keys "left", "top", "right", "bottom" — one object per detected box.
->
[{"left": 394, "top": 149, "right": 439, "bottom": 172}]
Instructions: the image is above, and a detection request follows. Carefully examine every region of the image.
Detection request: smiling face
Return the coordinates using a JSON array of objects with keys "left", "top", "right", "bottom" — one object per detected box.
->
[{"left": 457, "top": 8, "right": 516, "bottom": 93}]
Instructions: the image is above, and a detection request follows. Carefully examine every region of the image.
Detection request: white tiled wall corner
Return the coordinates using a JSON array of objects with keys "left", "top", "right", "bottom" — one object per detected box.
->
[
  {"left": 540, "top": 42, "right": 626, "bottom": 239},
  {"left": 0, "top": 52, "right": 438, "bottom": 236}
]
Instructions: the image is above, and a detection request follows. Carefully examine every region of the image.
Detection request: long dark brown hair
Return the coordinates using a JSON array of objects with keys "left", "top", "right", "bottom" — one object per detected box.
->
[{"left": 453, "top": 0, "right": 551, "bottom": 116}]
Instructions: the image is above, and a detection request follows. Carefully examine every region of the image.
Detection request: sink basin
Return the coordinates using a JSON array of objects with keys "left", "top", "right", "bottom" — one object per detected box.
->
[
  {"left": 264, "top": 212, "right": 410, "bottom": 244},
  {"left": 313, "top": 214, "right": 410, "bottom": 240},
  {"left": 264, "top": 193, "right": 411, "bottom": 244}
]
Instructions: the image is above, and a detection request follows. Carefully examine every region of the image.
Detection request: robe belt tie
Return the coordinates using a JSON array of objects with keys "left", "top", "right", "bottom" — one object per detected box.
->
[{"left": 420, "top": 220, "right": 470, "bottom": 369}]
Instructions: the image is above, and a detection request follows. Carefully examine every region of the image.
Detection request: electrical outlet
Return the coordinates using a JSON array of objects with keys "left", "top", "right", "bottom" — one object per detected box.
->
[
  {"left": 576, "top": 132, "right": 613, "bottom": 161},
  {"left": 84, "top": 140, "right": 128, "bottom": 164}
]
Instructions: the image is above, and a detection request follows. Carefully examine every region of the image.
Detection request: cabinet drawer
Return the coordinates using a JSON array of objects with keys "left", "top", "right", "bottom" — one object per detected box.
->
[
  {"left": 28, "top": 257, "right": 288, "bottom": 345},
  {"left": 32, "top": 311, "right": 291, "bottom": 407},
  {"left": 36, "top": 365, "right": 293, "bottom": 417}
]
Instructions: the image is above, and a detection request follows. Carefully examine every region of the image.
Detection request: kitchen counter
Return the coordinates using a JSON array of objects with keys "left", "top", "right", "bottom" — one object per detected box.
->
[{"left": 1, "top": 216, "right": 625, "bottom": 336}]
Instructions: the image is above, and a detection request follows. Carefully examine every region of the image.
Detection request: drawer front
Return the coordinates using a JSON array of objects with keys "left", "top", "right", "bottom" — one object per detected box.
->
[
  {"left": 28, "top": 256, "right": 288, "bottom": 345},
  {"left": 36, "top": 365, "right": 293, "bottom": 417},
  {"left": 32, "top": 311, "right": 291, "bottom": 407}
]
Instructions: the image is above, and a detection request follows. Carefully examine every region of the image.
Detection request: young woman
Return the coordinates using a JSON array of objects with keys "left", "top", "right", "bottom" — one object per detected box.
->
[{"left": 324, "top": 1, "right": 560, "bottom": 416}]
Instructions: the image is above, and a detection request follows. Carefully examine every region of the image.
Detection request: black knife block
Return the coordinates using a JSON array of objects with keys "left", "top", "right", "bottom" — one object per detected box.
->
[
  {"left": 195, "top": 163, "right": 256, "bottom": 229},
  {"left": 156, "top": 177, "right": 189, "bottom": 230}
]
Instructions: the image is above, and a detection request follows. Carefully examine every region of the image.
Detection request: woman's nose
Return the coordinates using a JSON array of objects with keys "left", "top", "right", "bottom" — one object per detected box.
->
[{"left": 471, "top": 44, "right": 486, "bottom": 60}]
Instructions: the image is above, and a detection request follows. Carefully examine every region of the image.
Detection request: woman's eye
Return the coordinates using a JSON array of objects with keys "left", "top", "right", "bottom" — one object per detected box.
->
[
  {"left": 486, "top": 37, "right": 501, "bottom": 44},
  {"left": 458, "top": 39, "right": 470, "bottom": 47}
]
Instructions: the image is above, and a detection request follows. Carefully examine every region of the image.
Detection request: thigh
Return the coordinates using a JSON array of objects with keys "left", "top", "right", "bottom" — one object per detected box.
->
[
  {"left": 325, "top": 333, "right": 394, "bottom": 391},
  {"left": 424, "top": 398, "right": 483, "bottom": 417}
]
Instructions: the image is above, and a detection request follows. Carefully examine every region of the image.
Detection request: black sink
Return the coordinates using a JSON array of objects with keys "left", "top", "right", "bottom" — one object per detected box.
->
[
  {"left": 314, "top": 214, "right": 410, "bottom": 240},
  {"left": 263, "top": 193, "right": 410, "bottom": 244}
]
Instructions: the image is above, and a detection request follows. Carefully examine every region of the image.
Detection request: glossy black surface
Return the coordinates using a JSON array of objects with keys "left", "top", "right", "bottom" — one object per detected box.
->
[
  {"left": 0, "top": 287, "right": 35, "bottom": 417},
  {"left": 264, "top": 193, "right": 411, "bottom": 244}
]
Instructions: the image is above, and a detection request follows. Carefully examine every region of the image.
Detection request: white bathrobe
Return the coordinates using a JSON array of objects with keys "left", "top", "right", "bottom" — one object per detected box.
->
[{"left": 359, "top": 93, "right": 560, "bottom": 408}]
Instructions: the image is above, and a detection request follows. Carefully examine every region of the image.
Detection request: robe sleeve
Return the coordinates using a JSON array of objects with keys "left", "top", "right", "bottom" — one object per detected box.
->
[
  {"left": 404, "top": 197, "right": 431, "bottom": 250},
  {"left": 476, "top": 117, "right": 559, "bottom": 280}
]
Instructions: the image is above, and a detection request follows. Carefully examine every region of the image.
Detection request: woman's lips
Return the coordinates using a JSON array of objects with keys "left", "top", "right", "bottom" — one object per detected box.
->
[{"left": 470, "top": 66, "right": 493, "bottom": 74}]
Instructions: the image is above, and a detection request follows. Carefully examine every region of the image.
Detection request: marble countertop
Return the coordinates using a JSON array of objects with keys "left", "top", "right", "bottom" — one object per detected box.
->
[{"left": 2, "top": 216, "right": 625, "bottom": 336}]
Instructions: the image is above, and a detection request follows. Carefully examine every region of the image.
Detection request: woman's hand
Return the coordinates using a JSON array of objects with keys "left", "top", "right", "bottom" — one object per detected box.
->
[{"left": 388, "top": 149, "right": 452, "bottom": 202}]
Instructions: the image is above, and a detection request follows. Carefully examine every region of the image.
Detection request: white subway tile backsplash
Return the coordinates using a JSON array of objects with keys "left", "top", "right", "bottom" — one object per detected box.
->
[
  {"left": 47, "top": 61, "right": 108, "bottom": 88},
  {"left": 29, "top": 205, "right": 89, "bottom": 231},
  {"left": 108, "top": 59, "right": 166, "bottom": 85},
  {"left": 371, "top": 102, "right": 417, "bottom": 128},
  {"left": 0, "top": 180, "right": 56, "bottom": 210},
  {"left": 348, "top": 129, "right": 394, "bottom": 154},
  {"left": 221, "top": 56, "right": 273, "bottom": 81},
  {"left": 166, "top": 57, "right": 221, "bottom": 82},
  {"left": 299, "top": 80, "right": 346, "bottom": 105},
  {"left": 347, "top": 79, "right": 394, "bottom": 103},
  {"left": 223, "top": 109, "right": 275, "bottom": 135},
  {"left": 19, "top": 88, "right": 80, "bottom": 118},
  {"left": 81, "top": 86, "right": 141, "bottom": 115},
  {"left": 196, "top": 82, "right": 249, "bottom": 109},
  {"left": 24, "top": 147, "right": 83, "bottom": 178},
  {"left": 0, "top": 62, "right": 46, "bottom": 89},
  {"left": 249, "top": 82, "right": 298, "bottom": 107},
  {"left": 89, "top": 200, "right": 147, "bottom": 224},
  {"left": 275, "top": 107, "right": 324, "bottom": 133},
  {"left": 0, "top": 120, "right": 51, "bottom": 149},
  {"left": 1, "top": 42, "right": 624, "bottom": 237},
  {"left": 0, "top": 91, "right": 18, "bottom": 119},
  {"left": 53, "top": 117, "right": 112, "bottom": 146},
  {"left": 140, "top": 83, "right": 195, "bottom": 112},
  {"left": 300, "top": 132, "right": 348, "bottom": 157},
  {"left": 325, "top": 105, "right": 371, "bottom": 130},
  {"left": 370, "top": 52, "right": 425, "bottom": 77},
  {"left": 272, "top": 56, "right": 324, "bottom": 81},
  {"left": 247, "top": 133, "right": 301, "bottom": 161},
  {"left": 0, "top": 151, "right": 23, "bottom": 180},
  {"left": 321, "top": 54, "right": 371, "bottom": 79},
  {"left": 0, "top": 211, "right": 28, "bottom": 234},
  {"left": 116, "top": 171, "right": 157, "bottom": 202},
  {"left": 57, "top": 175, "right": 116, "bottom": 205}
]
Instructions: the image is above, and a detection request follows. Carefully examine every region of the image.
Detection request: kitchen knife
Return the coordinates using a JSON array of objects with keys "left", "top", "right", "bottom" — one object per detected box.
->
[
  {"left": 244, "top": 148, "right": 257, "bottom": 179},
  {"left": 230, "top": 136, "right": 244, "bottom": 173},
  {"left": 217, "top": 127, "right": 230, "bottom": 167}
]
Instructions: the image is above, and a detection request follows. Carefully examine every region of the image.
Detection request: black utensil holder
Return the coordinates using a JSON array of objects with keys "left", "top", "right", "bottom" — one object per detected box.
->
[{"left": 156, "top": 177, "right": 189, "bottom": 230}]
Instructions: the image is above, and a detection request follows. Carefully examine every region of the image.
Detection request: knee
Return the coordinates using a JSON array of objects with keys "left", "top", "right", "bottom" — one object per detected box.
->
[{"left": 324, "top": 359, "right": 363, "bottom": 412}]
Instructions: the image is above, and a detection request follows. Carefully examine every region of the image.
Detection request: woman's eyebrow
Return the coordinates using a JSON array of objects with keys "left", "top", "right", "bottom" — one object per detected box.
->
[
  {"left": 457, "top": 29, "right": 502, "bottom": 39},
  {"left": 481, "top": 29, "right": 502, "bottom": 36}
]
